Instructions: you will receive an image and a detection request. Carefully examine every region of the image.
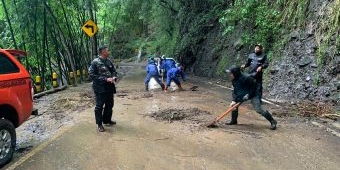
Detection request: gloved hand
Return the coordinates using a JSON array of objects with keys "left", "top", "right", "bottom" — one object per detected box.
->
[
  {"left": 230, "top": 101, "right": 236, "bottom": 107},
  {"left": 242, "top": 94, "right": 249, "bottom": 101}
]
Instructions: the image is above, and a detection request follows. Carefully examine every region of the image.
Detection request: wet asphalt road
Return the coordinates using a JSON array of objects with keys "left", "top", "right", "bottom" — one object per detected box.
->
[{"left": 3, "top": 64, "right": 340, "bottom": 170}]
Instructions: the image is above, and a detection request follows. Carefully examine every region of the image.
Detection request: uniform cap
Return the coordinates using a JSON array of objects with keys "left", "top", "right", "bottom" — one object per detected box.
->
[{"left": 254, "top": 44, "right": 263, "bottom": 49}]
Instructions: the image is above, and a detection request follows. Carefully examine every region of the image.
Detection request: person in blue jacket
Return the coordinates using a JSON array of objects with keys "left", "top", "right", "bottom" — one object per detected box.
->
[
  {"left": 164, "top": 59, "right": 176, "bottom": 70},
  {"left": 145, "top": 58, "right": 165, "bottom": 91},
  {"left": 164, "top": 66, "right": 186, "bottom": 92},
  {"left": 160, "top": 57, "right": 176, "bottom": 80}
]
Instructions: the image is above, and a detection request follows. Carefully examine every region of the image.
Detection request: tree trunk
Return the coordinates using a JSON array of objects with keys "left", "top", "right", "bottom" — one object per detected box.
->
[
  {"left": 1, "top": 0, "right": 18, "bottom": 49},
  {"left": 43, "top": 1, "right": 76, "bottom": 78},
  {"left": 13, "top": 0, "right": 29, "bottom": 68}
]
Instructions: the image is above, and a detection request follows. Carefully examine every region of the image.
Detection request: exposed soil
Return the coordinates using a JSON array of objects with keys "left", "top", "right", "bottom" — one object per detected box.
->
[
  {"left": 148, "top": 108, "right": 214, "bottom": 129},
  {"left": 149, "top": 108, "right": 212, "bottom": 122}
]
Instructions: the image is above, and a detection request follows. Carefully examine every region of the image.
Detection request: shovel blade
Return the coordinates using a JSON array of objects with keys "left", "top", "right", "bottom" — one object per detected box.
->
[
  {"left": 206, "top": 120, "right": 218, "bottom": 128},
  {"left": 190, "top": 86, "right": 198, "bottom": 91},
  {"left": 206, "top": 103, "right": 241, "bottom": 128}
]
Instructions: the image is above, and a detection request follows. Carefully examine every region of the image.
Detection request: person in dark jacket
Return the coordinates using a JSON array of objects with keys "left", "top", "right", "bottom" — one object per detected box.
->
[
  {"left": 145, "top": 58, "right": 165, "bottom": 91},
  {"left": 225, "top": 65, "right": 277, "bottom": 130},
  {"left": 164, "top": 66, "right": 186, "bottom": 92},
  {"left": 241, "top": 44, "right": 269, "bottom": 101},
  {"left": 88, "top": 46, "right": 118, "bottom": 132}
]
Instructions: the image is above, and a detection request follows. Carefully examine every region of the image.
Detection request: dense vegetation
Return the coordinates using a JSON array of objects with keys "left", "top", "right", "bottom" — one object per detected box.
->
[{"left": 1, "top": 0, "right": 339, "bottom": 93}]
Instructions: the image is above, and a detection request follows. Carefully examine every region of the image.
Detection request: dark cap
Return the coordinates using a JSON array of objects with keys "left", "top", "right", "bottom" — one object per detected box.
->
[
  {"left": 98, "top": 46, "right": 108, "bottom": 54},
  {"left": 254, "top": 44, "right": 263, "bottom": 49},
  {"left": 225, "top": 65, "right": 237, "bottom": 73},
  {"left": 225, "top": 65, "right": 241, "bottom": 78}
]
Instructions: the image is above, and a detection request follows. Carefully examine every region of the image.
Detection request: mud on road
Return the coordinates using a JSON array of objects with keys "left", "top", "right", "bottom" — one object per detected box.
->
[
  {"left": 13, "top": 84, "right": 96, "bottom": 158},
  {"left": 9, "top": 62, "right": 340, "bottom": 170}
]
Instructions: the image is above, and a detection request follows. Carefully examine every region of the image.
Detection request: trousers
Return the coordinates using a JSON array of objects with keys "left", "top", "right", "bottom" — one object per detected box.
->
[{"left": 94, "top": 92, "right": 114, "bottom": 125}]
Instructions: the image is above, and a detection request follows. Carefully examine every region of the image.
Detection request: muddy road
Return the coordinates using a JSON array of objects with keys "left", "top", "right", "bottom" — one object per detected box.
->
[{"left": 4, "top": 63, "right": 340, "bottom": 170}]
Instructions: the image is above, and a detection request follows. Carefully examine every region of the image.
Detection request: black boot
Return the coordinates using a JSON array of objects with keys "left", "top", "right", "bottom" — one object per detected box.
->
[
  {"left": 226, "top": 111, "right": 238, "bottom": 125},
  {"left": 145, "top": 85, "right": 149, "bottom": 91},
  {"left": 270, "top": 119, "right": 277, "bottom": 130},
  {"left": 263, "top": 111, "right": 277, "bottom": 130},
  {"left": 161, "top": 84, "right": 165, "bottom": 90}
]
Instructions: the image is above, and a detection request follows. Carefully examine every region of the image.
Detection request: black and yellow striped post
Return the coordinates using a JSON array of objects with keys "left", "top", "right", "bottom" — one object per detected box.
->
[
  {"left": 82, "top": 69, "right": 87, "bottom": 79},
  {"left": 76, "top": 70, "right": 81, "bottom": 83},
  {"left": 35, "top": 76, "right": 42, "bottom": 93},
  {"left": 69, "top": 72, "right": 75, "bottom": 85},
  {"left": 52, "top": 72, "right": 58, "bottom": 88}
]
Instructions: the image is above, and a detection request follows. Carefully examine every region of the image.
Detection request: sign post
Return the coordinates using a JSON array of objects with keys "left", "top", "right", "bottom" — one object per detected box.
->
[
  {"left": 82, "top": 19, "right": 99, "bottom": 58},
  {"left": 81, "top": 19, "right": 98, "bottom": 37}
]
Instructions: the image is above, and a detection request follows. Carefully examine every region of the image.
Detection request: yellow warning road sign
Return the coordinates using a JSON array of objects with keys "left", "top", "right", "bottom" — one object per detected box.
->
[{"left": 82, "top": 19, "right": 98, "bottom": 37}]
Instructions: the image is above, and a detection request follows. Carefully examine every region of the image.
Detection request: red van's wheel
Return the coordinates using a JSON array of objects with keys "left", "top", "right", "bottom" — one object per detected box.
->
[{"left": 0, "top": 119, "right": 16, "bottom": 168}]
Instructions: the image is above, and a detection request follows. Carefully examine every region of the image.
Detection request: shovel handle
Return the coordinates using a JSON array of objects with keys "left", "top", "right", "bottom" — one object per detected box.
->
[{"left": 214, "top": 102, "right": 241, "bottom": 122}]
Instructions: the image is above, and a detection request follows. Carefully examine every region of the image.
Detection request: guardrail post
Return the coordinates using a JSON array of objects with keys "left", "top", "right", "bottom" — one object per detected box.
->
[
  {"left": 76, "top": 70, "right": 81, "bottom": 83},
  {"left": 69, "top": 72, "right": 75, "bottom": 85},
  {"left": 52, "top": 72, "right": 58, "bottom": 88},
  {"left": 35, "top": 76, "right": 42, "bottom": 93}
]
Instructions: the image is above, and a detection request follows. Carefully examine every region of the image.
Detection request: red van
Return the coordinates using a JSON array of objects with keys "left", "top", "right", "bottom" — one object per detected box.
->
[{"left": 0, "top": 49, "right": 37, "bottom": 167}]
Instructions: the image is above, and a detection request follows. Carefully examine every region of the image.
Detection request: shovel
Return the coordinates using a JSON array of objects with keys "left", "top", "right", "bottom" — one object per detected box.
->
[
  {"left": 206, "top": 102, "right": 241, "bottom": 128},
  {"left": 185, "top": 82, "right": 198, "bottom": 91}
]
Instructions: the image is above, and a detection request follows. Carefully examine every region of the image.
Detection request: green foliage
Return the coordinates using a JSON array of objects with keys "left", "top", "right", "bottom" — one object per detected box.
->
[
  {"left": 2, "top": 0, "right": 339, "bottom": 86},
  {"left": 219, "top": 0, "right": 281, "bottom": 48},
  {"left": 0, "top": 0, "right": 98, "bottom": 90},
  {"left": 313, "top": 72, "right": 320, "bottom": 86},
  {"left": 315, "top": 0, "right": 340, "bottom": 65},
  {"left": 219, "top": 0, "right": 339, "bottom": 71},
  {"left": 279, "top": 0, "right": 310, "bottom": 29},
  {"left": 215, "top": 55, "right": 229, "bottom": 76}
]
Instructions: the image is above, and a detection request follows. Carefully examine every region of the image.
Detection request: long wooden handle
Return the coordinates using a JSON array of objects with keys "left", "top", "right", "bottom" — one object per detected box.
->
[{"left": 214, "top": 102, "right": 241, "bottom": 122}]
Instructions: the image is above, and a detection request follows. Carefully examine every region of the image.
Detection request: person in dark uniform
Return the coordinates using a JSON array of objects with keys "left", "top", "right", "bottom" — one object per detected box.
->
[
  {"left": 225, "top": 65, "right": 277, "bottom": 130},
  {"left": 145, "top": 57, "right": 165, "bottom": 91},
  {"left": 88, "top": 46, "right": 118, "bottom": 132},
  {"left": 241, "top": 44, "right": 269, "bottom": 101}
]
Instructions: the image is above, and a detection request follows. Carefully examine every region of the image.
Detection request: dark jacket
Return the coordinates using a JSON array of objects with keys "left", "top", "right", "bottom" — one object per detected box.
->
[
  {"left": 229, "top": 66, "right": 256, "bottom": 102},
  {"left": 244, "top": 52, "right": 269, "bottom": 80},
  {"left": 88, "top": 57, "right": 117, "bottom": 93}
]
